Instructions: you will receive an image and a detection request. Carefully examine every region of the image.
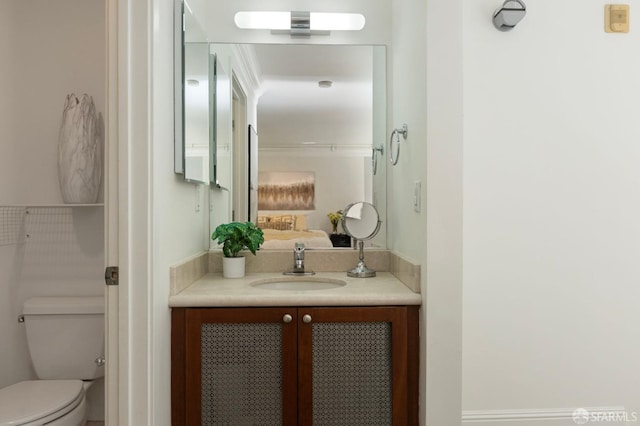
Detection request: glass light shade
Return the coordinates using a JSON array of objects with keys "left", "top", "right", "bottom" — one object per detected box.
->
[
  {"left": 310, "top": 13, "right": 365, "bottom": 31},
  {"left": 234, "top": 11, "right": 291, "bottom": 30},
  {"left": 234, "top": 11, "right": 365, "bottom": 31}
]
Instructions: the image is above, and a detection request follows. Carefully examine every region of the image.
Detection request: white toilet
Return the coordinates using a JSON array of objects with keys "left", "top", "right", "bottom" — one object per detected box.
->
[{"left": 0, "top": 296, "right": 105, "bottom": 426}]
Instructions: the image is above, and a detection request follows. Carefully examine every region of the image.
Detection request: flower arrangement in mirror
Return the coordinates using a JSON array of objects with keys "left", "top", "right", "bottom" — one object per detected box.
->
[
  {"left": 327, "top": 210, "right": 343, "bottom": 234},
  {"left": 327, "top": 210, "right": 351, "bottom": 247}
]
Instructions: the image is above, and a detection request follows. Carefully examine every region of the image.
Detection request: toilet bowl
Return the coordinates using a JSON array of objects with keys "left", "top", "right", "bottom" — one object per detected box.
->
[
  {"left": 0, "top": 297, "right": 104, "bottom": 426},
  {"left": 0, "top": 380, "right": 88, "bottom": 426}
]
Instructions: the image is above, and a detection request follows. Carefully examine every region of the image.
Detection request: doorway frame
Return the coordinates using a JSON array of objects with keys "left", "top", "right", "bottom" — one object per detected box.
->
[
  {"left": 232, "top": 75, "right": 248, "bottom": 222},
  {"left": 105, "top": 0, "right": 154, "bottom": 423}
]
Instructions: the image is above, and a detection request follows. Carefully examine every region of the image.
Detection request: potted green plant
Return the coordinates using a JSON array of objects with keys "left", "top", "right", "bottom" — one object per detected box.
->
[{"left": 211, "top": 221, "right": 264, "bottom": 278}]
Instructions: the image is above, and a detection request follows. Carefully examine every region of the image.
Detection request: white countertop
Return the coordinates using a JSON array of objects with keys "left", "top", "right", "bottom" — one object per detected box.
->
[{"left": 169, "top": 272, "right": 422, "bottom": 307}]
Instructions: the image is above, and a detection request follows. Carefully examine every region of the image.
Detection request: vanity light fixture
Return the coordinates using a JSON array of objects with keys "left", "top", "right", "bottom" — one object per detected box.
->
[{"left": 234, "top": 11, "right": 366, "bottom": 36}]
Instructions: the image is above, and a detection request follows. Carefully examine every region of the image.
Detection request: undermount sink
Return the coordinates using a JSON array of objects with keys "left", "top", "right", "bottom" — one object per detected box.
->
[{"left": 250, "top": 277, "right": 347, "bottom": 291}]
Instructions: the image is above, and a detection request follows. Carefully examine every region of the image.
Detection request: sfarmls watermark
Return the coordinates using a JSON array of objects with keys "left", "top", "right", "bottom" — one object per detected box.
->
[{"left": 573, "top": 408, "right": 638, "bottom": 424}]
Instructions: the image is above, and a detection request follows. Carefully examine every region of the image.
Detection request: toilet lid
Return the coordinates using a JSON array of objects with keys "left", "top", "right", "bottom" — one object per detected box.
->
[{"left": 0, "top": 380, "right": 84, "bottom": 426}]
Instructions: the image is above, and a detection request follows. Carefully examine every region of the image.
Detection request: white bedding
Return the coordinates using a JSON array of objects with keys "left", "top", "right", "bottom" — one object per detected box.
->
[{"left": 260, "top": 228, "right": 333, "bottom": 249}]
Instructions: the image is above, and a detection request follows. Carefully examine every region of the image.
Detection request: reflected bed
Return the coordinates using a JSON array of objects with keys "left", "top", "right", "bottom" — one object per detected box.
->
[{"left": 258, "top": 214, "right": 333, "bottom": 249}]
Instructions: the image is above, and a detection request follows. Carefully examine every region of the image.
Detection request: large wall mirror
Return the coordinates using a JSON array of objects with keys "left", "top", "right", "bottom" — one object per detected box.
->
[{"left": 175, "top": 0, "right": 388, "bottom": 250}]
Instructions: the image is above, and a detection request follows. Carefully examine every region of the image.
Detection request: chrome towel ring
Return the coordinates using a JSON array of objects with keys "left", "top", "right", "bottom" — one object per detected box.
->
[
  {"left": 389, "top": 124, "right": 408, "bottom": 165},
  {"left": 372, "top": 145, "right": 384, "bottom": 175}
]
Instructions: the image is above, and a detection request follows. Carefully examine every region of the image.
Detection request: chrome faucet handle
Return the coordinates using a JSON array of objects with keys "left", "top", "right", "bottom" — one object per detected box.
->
[
  {"left": 294, "top": 243, "right": 305, "bottom": 266},
  {"left": 283, "top": 242, "right": 315, "bottom": 275},
  {"left": 294, "top": 243, "right": 307, "bottom": 271}
]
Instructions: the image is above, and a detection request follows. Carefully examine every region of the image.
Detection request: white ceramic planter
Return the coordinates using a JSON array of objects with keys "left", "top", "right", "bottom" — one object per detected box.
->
[
  {"left": 58, "top": 93, "right": 102, "bottom": 204},
  {"left": 222, "top": 256, "right": 246, "bottom": 278}
]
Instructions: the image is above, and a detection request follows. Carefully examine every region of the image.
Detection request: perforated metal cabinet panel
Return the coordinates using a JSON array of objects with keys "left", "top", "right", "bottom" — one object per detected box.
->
[
  {"left": 311, "top": 322, "right": 393, "bottom": 426},
  {"left": 200, "top": 322, "right": 283, "bottom": 425},
  {"left": 179, "top": 307, "right": 418, "bottom": 426}
]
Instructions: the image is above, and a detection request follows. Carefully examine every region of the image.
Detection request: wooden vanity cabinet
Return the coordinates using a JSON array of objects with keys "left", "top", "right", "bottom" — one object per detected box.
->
[{"left": 171, "top": 306, "right": 419, "bottom": 426}]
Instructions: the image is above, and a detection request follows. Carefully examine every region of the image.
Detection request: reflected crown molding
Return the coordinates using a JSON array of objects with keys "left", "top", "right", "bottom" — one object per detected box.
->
[
  {"left": 231, "top": 44, "right": 262, "bottom": 96},
  {"left": 260, "top": 145, "right": 371, "bottom": 158}
]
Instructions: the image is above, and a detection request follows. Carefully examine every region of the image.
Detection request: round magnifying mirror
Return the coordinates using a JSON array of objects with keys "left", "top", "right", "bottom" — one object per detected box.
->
[
  {"left": 341, "top": 202, "right": 381, "bottom": 278},
  {"left": 342, "top": 202, "right": 381, "bottom": 241}
]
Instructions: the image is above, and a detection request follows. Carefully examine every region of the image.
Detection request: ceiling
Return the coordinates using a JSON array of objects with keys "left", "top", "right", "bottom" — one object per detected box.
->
[{"left": 252, "top": 44, "right": 375, "bottom": 148}]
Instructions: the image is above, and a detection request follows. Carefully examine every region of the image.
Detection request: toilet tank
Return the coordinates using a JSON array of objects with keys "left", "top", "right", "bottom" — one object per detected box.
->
[{"left": 23, "top": 296, "right": 105, "bottom": 380}]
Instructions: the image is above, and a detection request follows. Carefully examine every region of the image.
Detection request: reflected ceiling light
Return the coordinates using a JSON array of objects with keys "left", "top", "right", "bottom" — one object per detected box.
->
[{"left": 234, "top": 11, "right": 365, "bottom": 35}]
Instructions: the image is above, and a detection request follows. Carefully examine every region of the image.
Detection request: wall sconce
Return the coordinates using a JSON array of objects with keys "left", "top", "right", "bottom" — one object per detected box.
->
[
  {"left": 234, "top": 11, "right": 366, "bottom": 36},
  {"left": 492, "top": 0, "right": 526, "bottom": 31}
]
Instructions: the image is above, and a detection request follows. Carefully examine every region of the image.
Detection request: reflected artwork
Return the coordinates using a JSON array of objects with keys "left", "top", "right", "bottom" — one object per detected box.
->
[{"left": 258, "top": 172, "right": 315, "bottom": 210}]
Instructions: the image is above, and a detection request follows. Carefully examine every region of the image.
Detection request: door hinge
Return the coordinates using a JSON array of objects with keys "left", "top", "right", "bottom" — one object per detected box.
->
[{"left": 105, "top": 266, "right": 119, "bottom": 286}]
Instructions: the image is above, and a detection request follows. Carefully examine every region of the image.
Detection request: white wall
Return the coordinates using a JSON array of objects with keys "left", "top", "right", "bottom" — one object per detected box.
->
[
  {"left": 388, "top": 0, "right": 465, "bottom": 424},
  {"left": 462, "top": 0, "right": 640, "bottom": 422},
  {"left": 0, "top": 0, "right": 105, "bottom": 205},
  {"left": 0, "top": 0, "right": 106, "bottom": 420},
  {"left": 0, "top": 2, "right": 16, "bottom": 189},
  {"left": 388, "top": 0, "right": 428, "bottom": 253},
  {"left": 372, "top": 46, "right": 388, "bottom": 248},
  {"left": 0, "top": 0, "right": 30, "bottom": 394},
  {"left": 106, "top": 0, "right": 210, "bottom": 421},
  {"left": 149, "top": 0, "right": 212, "bottom": 423}
]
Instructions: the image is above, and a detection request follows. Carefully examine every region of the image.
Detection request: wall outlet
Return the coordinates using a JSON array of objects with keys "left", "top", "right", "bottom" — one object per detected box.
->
[{"left": 413, "top": 181, "right": 421, "bottom": 212}]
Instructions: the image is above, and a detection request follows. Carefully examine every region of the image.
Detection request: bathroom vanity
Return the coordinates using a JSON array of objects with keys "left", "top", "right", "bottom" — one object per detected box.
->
[{"left": 170, "top": 272, "right": 421, "bottom": 426}]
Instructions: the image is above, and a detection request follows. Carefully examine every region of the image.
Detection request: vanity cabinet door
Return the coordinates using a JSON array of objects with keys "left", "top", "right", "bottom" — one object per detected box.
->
[
  {"left": 297, "top": 307, "right": 419, "bottom": 426},
  {"left": 171, "top": 306, "right": 419, "bottom": 426},
  {"left": 172, "top": 307, "right": 298, "bottom": 426}
]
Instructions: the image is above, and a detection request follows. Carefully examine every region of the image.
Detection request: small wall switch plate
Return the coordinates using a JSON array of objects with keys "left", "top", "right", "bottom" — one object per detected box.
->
[
  {"left": 413, "top": 181, "right": 421, "bottom": 213},
  {"left": 605, "top": 4, "right": 630, "bottom": 33}
]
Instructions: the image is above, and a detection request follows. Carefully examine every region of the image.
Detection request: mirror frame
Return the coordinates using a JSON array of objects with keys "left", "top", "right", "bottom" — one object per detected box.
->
[
  {"left": 173, "top": 0, "right": 184, "bottom": 175},
  {"left": 174, "top": 0, "right": 211, "bottom": 185},
  {"left": 342, "top": 201, "right": 382, "bottom": 241}
]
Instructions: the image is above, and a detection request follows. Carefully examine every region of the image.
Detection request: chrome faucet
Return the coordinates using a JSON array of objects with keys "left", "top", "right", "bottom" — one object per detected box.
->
[
  {"left": 294, "top": 243, "right": 305, "bottom": 271},
  {"left": 283, "top": 243, "right": 315, "bottom": 275}
]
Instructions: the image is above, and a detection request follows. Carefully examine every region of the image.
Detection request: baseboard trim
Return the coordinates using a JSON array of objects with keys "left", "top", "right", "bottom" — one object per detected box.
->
[{"left": 462, "top": 407, "right": 628, "bottom": 424}]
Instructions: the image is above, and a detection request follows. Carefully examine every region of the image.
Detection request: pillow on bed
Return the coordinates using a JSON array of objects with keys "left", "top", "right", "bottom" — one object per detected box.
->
[
  {"left": 293, "top": 214, "right": 308, "bottom": 231},
  {"left": 257, "top": 215, "right": 296, "bottom": 231},
  {"left": 260, "top": 221, "right": 292, "bottom": 231}
]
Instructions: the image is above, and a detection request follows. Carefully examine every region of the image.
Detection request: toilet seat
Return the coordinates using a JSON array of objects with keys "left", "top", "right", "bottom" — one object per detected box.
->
[{"left": 0, "top": 380, "right": 84, "bottom": 426}]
